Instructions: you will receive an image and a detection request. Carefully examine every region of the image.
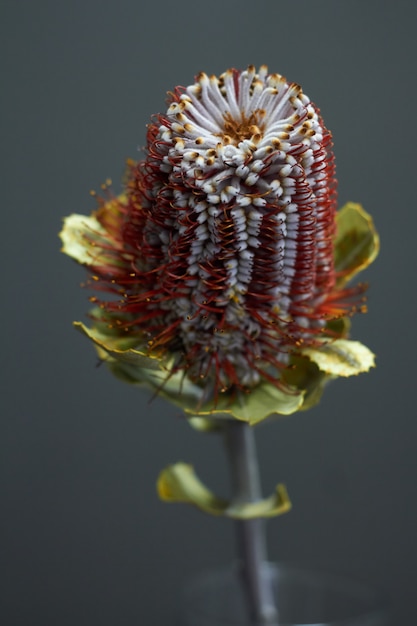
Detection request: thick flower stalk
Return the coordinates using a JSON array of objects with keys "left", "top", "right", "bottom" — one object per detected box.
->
[{"left": 60, "top": 65, "right": 379, "bottom": 424}]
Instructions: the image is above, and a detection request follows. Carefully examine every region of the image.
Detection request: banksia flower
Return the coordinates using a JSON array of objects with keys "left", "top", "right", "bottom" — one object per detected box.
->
[{"left": 60, "top": 66, "right": 379, "bottom": 423}]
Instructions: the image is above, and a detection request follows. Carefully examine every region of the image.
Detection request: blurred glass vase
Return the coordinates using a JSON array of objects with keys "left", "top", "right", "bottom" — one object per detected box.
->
[{"left": 180, "top": 562, "right": 388, "bottom": 626}]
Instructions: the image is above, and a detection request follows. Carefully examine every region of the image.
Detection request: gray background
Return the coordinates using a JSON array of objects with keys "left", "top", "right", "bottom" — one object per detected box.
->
[{"left": 1, "top": 1, "right": 416, "bottom": 624}]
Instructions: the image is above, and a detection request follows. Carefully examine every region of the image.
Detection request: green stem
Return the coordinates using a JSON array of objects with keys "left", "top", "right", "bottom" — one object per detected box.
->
[{"left": 224, "top": 420, "right": 279, "bottom": 625}]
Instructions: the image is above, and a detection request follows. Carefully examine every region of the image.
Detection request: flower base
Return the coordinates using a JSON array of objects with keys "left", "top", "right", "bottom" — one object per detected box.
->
[{"left": 179, "top": 562, "right": 387, "bottom": 626}]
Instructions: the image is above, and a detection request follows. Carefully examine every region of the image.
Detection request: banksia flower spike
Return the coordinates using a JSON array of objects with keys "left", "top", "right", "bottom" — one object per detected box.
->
[{"left": 60, "top": 65, "right": 379, "bottom": 424}]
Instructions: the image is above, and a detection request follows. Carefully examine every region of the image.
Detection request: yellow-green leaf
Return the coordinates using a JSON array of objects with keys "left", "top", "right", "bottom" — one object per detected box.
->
[
  {"left": 60, "top": 214, "right": 104, "bottom": 265},
  {"left": 157, "top": 463, "right": 228, "bottom": 516},
  {"left": 281, "top": 355, "right": 330, "bottom": 412},
  {"left": 157, "top": 463, "right": 291, "bottom": 519},
  {"left": 224, "top": 484, "right": 291, "bottom": 519},
  {"left": 59, "top": 196, "right": 130, "bottom": 271},
  {"left": 74, "top": 322, "right": 162, "bottom": 369},
  {"left": 326, "top": 316, "right": 351, "bottom": 338},
  {"left": 74, "top": 321, "right": 305, "bottom": 423},
  {"left": 184, "top": 382, "right": 305, "bottom": 424},
  {"left": 301, "top": 339, "right": 375, "bottom": 377},
  {"left": 73, "top": 328, "right": 210, "bottom": 410},
  {"left": 334, "top": 202, "right": 380, "bottom": 287}
]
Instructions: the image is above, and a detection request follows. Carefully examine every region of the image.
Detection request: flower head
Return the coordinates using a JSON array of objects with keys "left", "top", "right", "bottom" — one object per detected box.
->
[{"left": 60, "top": 66, "right": 379, "bottom": 423}]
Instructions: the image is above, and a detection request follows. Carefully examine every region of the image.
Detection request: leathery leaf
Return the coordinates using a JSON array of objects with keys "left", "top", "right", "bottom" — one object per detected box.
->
[{"left": 157, "top": 462, "right": 291, "bottom": 519}]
